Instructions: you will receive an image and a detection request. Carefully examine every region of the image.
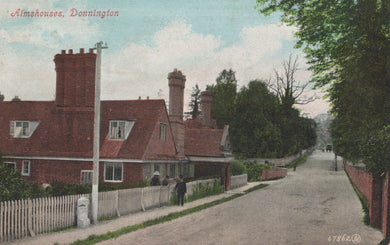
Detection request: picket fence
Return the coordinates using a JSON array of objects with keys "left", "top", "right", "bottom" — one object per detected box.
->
[{"left": 0, "top": 178, "right": 229, "bottom": 243}]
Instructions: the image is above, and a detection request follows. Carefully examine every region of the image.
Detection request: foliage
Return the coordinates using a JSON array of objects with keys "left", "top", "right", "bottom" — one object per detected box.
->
[
  {"left": 186, "top": 84, "right": 201, "bottom": 119},
  {"left": 230, "top": 80, "right": 282, "bottom": 158},
  {"left": 0, "top": 92, "right": 4, "bottom": 101},
  {"left": 207, "top": 69, "right": 237, "bottom": 129},
  {"left": 0, "top": 162, "right": 46, "bottom": 201},
  {"left": 231, "top": 161, "right": 246, "bottom": 176},
  {"left": 286, "top": 154, "right": 308, "bottom": 169},
  {"left": 361, "top": 126, "right": 390, "bottom": 175},
  {"left": 46, "top": 182, "right": 91, "bottom": 196},
  {"left": 99, "top": 180, "right": 148, "bottom": 192},
  {"left": 186, "top": 181, "right": 225, "bottom": 202},
  {"left": 239, "top": 161, "right": 274, "bottom": 182},
  {"left": 256, "top": 0, "right": 390, "bottom": 172}
]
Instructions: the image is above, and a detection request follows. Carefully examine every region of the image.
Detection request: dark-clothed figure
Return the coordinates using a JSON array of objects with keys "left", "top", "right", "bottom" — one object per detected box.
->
[
  {"left": 151, "top": 171, "right": 160, "bottom": 186},
  {"left": 162, "top": 175, "right": 170, "bottom": 186},
  {"left": 175, "top": 175, "right": 186, "bottom": 206}
]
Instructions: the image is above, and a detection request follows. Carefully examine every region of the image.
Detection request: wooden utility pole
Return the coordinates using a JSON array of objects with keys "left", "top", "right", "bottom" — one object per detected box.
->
[{"left": 92, "top": 41, "right": 108, "bottom": 224}]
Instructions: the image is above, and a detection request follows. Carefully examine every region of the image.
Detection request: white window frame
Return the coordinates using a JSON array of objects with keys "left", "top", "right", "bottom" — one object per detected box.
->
[
  {"left": 109, "top": 120, "right": 135, "bottom": 140},
  {"left": 104, "top": 162, "right": 123, "bottom": 182},
  {"left": 4, "top": 162, "right": 16, "bottom": 169},
  {"left": 81, "top": 170, "right": 93, "bottom": 185},
  {"left": 10, "top": 121, "right": 40, "bottom": 138},
  {"left": 22, "top": 160, "right": 30, "bottom": 176},
  {"left": 160, "top": 123, "right": 167, "bottom": 141}
]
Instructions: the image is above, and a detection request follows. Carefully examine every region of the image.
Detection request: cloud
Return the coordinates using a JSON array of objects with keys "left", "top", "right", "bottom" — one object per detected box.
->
[{"left": 103, "top": 21, "right": 298, "bottom": 99}]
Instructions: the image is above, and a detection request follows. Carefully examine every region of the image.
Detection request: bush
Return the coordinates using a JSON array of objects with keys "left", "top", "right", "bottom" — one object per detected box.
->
[
  {"left": 243, "top": 161, "right": 274, "bottom": 182},
  {"left": 186, "top": 181, "right": 224, "bottom": 202},
  {"left": 46, "top": 182, "right": 91, "bottom": 196},
  {"left": 231, "top": 161, "right": 246, "bottom": 176},
  {"left": 0, "top": 163, "right": 47, "bottom": 201}
]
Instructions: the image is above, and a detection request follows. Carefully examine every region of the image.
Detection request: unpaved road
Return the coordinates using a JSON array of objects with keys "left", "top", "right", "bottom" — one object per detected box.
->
[{"left": 99, "top": 151, "right": 383, "bottom": 245}]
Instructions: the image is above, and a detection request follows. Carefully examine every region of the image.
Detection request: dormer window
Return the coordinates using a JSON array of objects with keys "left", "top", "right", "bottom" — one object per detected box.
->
[
  {"left": 160, "top": 123, "right": 167, "bottom": 141},
  {"left": 10, "top": 121, "right": 39, "bottom": 138},
  {"left": 109, "top": 120, "right": 135, "bottom": 140}
]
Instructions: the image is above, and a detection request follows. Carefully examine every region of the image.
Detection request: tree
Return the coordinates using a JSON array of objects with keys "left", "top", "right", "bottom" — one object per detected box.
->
[
  {"left": 257, "top": 0, "right": 390, "bottom": 170},
  {"left": 230, "top": 80, "right": 282, "bottom": 158},
  {"left": 207, "top": 69, "right": 237, "bottom": 128},
  {"left": 0, "top": 92, "right": 4, "bottom": 101},
  {"left": 268, "top": 55, "right": 317, "bottom": 107},
  {"left": 187, "top": 84, "right": 201, "bottom": 119}
]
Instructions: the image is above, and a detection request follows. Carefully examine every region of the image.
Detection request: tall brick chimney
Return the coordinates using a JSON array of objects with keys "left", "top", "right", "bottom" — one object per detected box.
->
[
  {"left": 54, "top": 48, "right": 97, "bottom": 111},
  {"left": 168, "top": 69, "right": 186, "bottom": 157},
  {"left": 201, "top": 90, "right": 214, "bottom": 128}
]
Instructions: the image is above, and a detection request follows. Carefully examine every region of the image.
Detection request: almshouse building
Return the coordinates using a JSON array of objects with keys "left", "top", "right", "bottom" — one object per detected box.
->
[{"left": 0, "top": 48, "right": 233, "bottom": 189}]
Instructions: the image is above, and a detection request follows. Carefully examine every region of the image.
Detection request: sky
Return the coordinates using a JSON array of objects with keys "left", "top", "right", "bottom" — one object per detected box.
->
[{"left": 0, "top": 0, "right": 329, "bottom": 117}]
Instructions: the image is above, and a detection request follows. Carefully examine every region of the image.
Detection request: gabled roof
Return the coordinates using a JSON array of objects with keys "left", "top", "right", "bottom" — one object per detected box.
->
[
  {"left": 0, "top": 99, "right": 176, "bottom": 160},
  {"left": 184, "top": 124, "right": 228, "bottom": 157}
]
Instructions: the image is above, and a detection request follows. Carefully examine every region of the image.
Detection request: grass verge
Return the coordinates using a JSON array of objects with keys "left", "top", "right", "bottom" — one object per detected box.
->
[
  {"left": 70, "top": 184, "right": 268, "bottom": 245},
  {"left": 286, "top": 154, "right": 308, "bottom": 169},
  {"left": 343, "top": 166, "right": 370, "bottom": 225}
]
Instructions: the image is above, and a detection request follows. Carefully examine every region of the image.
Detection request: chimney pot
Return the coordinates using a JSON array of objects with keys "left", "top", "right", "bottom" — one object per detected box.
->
[
  {"left": 61, "top": 50, "right": 66, "bottom": 54},
  {"left": 68, "top": 49, "right": 73, "bottom": 54},
  {"left": 80, "top": 48, "right": 84, "bottom": 54},
  {"left": 138, "top": 96, "right": 141, "bottom": 100},
  {"left": 147, "top": 96, "right": 149, "bottom": 100},
  {"left": 89, "top": 48, "right": 94, "bottom": 53}
]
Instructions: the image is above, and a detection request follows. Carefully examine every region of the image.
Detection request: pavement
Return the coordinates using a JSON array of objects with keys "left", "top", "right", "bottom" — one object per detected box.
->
[{"left": 9, "top": 181, "right": 261, "bottom": 245}]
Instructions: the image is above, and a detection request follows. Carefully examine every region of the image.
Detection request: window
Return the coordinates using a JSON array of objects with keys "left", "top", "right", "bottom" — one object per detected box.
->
[
  {"left": 169, "top": 164, "right": 178, "bottom": 178},
  {"left": 22, "top": 160, "right": 30, "bottom": 176},
  {"left": 109, "top": 120, "right": 135, "bottom": 140},
  {"left": 5, "top": 162, "right": 16, "bottom": 170},
  {"left": 104, "top": 162, "right": 123, "bottom": 182},
  {"left": 81, "top": 170, "right": 93, "bottom": 185},
  {"left": 160, "top": 123, "right": 167, "bottom": 141},
  {"left": 152, "top": 163, "right": 164, "bottom": 176},
  {"left": 10, "top": 121, "right": 39, "bottom": 138}
]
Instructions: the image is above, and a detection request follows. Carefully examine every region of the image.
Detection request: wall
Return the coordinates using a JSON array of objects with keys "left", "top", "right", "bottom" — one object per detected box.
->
[
  {"left": 230, "top": 174, "right": 247, "bottom": 189},
  {"left": 262, "top": 168, "right": 288, "bottom": 181},
  {"left": 344, "top": 162, "right": 372, "bottom": 201}
]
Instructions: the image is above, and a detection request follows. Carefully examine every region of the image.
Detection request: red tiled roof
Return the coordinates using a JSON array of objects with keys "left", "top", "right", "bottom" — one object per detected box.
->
[
  {"left": 184, "top": 128, "right": 224, "bottom": 157},
  {"left": 0, "top": 99, "right": 169, "bottom": 159}
]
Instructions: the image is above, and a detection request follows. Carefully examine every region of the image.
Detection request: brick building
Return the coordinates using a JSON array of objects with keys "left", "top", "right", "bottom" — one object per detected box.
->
[{"left": 0, "top": 48, "right": 232, "bottom": 188}]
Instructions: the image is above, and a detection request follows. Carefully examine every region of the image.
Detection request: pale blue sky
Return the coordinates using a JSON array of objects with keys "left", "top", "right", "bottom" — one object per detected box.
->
[{"left": 0, "top": 0, "right": 328, "bottom": 116}]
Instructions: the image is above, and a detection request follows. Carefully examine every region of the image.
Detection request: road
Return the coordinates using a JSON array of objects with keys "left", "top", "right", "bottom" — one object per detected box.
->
[{"left": 99, "top": 151, "right": 383, "bottom": 245}]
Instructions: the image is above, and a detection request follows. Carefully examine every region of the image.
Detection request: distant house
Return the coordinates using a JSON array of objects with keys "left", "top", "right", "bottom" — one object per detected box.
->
[{"left": 0, "top": 48, "right": 233, "bottom": 189}]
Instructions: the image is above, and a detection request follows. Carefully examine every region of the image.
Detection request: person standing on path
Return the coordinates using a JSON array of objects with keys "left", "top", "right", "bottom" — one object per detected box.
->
[
  {"left": 151, "top": 171, "right": 161, "bottom": 186},
  {"left": 175, "top": 175, "right": 186, "bottom": 206}
]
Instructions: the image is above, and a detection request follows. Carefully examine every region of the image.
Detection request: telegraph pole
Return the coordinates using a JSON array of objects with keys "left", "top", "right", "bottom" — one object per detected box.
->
[{"left": 92, "top": 41, "right": 108, "bottom": 224}]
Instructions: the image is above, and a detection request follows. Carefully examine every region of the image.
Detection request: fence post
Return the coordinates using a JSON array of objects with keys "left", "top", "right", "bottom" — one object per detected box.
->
[
  {"left": 27, "top": 199, "right": 35, "bottom": 237},
  {"left": 115, "top": 190, "right": 120, "bottom": 217},
  {"left": 141, "top": 187, "right": 145, "bottom": 212}
]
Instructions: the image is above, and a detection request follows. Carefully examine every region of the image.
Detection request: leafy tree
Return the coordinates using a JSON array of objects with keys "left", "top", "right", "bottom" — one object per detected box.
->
[
  {"left": 187, "top": 84, "right": 201, "bottom": 119},
  {"left": 257, "top": 0, "right": 390, "bottom": 170},
  {"left": 230, "top": 80, "right": 282, "bottom": 158},
  {"left": 361, "top": 126, "right": 390, "bottom": 174},
  {"left": 0, "top": 92, "right": 4, "bottom": 101},
  {"left": 207, "top": 69, "right": 237, "bottom": 128}
]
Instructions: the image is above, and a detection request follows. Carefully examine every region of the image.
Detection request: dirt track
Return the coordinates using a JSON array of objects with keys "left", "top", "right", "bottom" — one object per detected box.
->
[{"left": 99, "top": 151, "right": 383, "bottom": 245}]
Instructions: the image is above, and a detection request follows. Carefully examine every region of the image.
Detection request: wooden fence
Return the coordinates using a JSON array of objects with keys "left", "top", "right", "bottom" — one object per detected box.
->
[
  {"left": 0, "top": 194, "right": 86, "bottom": 243},
  {"left": 0, "top": 178, "right": 221, "bottom": 242}
]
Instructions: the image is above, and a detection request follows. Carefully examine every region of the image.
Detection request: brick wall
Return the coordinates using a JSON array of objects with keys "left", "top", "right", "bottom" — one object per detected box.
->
[
  {"left": 262, "top": 168, "right": 287, "bottom": 181},
  {"left": 344, "top": 163, "right": 372, "bottom": 201}
]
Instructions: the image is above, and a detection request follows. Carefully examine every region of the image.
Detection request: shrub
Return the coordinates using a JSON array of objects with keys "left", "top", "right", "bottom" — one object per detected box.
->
[
  {"left": 243, "top": 161, "right": 274, "bottom": 182},
  {"left": 186, "top": 181, "right": 224, "bottom": 202},
  {"left": 46, "top": 182, "right": 91, "bottom": 196},
  {"left": 231, "top": 161, "right": 246, "bottom": 176}
]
